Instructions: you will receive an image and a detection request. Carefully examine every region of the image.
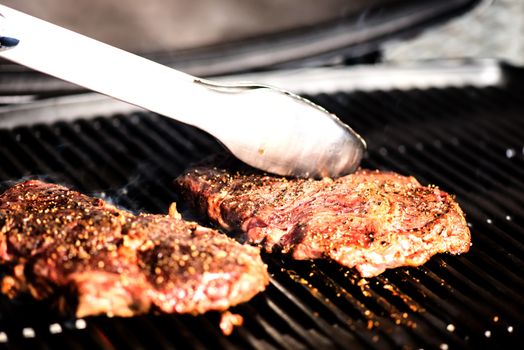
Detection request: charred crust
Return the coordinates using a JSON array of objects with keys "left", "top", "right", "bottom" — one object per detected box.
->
[{"left": 0, "top": 180, "right": 269, "bottom": 317}]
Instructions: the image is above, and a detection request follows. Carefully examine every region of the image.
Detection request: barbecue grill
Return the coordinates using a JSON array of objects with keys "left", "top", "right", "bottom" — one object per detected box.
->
[{"left": 0, "top": 0, "right": 522, "bottom": 349}]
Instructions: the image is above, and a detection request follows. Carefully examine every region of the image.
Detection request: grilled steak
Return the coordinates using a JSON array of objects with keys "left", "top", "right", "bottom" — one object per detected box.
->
[
  {"left": 175, "top": 166, "right": 471, "bottom": 277},
  {"left": 0, "top": 180, "right": 268, "bottom": 317}
]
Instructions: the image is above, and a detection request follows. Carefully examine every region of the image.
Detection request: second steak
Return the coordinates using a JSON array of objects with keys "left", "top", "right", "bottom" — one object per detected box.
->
[
  {"left": 0, "top": 180, "right": 268, "bottom": 317},
  {"left": 175, "top": 166, "right": 471, "bottom": 277}
]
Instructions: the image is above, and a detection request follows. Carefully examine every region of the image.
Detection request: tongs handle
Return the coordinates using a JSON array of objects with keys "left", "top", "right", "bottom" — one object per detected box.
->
[
  {"left": 0, "top": 5, "right": 365, "bottom": 178},
  {"left": 0, "top": 5, "right": 218, "bottom": 125}
]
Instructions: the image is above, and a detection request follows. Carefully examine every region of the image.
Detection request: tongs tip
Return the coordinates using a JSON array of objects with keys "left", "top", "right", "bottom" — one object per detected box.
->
[{"left": 216, "top": 87, "right": 366, "bottom": 179}]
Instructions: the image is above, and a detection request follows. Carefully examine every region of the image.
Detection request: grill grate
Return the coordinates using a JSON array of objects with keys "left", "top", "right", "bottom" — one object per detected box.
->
[{"left": 0, "top": 82, "right": 523, "bottom": 349}]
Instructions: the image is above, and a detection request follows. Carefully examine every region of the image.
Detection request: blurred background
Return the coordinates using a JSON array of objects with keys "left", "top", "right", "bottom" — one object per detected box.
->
[
  {"left": 2, "top": 0, "right": 388, "bottom": 52},
  {"left": 1, "top": 0, "right": 523, "bottom": 98},
  {"left": 2, "top": 0, "right": 523, "bottom": 67},
  {"left": 383, "top": 0, "right": 524, "bottom": 66}
]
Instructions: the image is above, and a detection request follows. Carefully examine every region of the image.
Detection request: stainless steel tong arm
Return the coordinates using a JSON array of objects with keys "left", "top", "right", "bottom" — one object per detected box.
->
[{"left": 0, "top": 5, "right": 365, "bottom": 178}]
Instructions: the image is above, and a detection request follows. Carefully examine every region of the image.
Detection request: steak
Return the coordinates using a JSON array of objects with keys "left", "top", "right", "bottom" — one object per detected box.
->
[
  {"left": 0, "top": 180, "right": 268, "bottom": 317},
  {"left": 175, "top": 165, "right": 471, "bottom": 277}
]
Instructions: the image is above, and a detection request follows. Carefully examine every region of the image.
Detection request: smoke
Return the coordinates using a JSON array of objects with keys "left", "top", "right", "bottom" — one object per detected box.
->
[{"left": 0, "top": 174, "right": 74, "bottom": 192}]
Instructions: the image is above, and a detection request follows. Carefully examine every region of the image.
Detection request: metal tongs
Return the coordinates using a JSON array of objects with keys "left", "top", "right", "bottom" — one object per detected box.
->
[{"left": 0, "top": 5, "right": 365, "bottom": 178}]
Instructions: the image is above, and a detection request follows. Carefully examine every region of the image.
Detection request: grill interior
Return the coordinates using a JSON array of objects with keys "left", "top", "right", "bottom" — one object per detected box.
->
[{"left": 0, "top": 74, "right": 523, "bottom": 349}]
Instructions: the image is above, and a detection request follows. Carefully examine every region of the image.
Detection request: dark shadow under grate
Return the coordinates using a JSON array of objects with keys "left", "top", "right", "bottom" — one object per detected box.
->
[{"left": 0, "top": 83, "right": 522, "bottom": 349}]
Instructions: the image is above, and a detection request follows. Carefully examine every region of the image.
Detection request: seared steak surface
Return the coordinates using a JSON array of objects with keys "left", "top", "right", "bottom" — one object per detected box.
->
[
  {"left": 0, "top": 180, "right": 268, "bottom": 317},
  {"left": 176, "top": 166, "right": 471, "bottom": 277}
]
